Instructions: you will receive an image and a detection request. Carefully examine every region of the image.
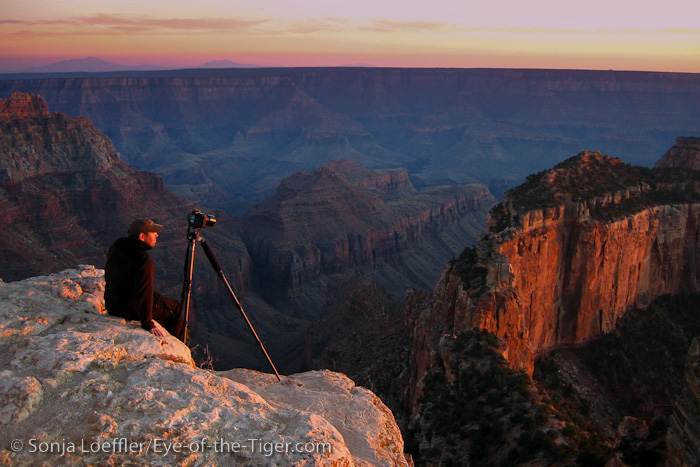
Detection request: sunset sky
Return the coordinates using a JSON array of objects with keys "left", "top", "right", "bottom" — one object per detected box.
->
[{"left": 1, "top": 0, "right": 698, "bottom": 73}]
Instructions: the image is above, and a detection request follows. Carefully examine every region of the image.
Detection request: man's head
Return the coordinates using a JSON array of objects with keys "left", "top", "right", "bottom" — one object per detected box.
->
[{"left": 127, "top": 218, "right": 163, "bottom": 248}]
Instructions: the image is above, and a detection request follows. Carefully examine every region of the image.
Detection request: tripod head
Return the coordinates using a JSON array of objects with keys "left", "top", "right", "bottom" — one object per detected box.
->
[
  {"left": 186, "top": 225, "right": 200, "bottom": 241},
  {"left": 188, "top": 209, "right": 216, "bottom": 230}
]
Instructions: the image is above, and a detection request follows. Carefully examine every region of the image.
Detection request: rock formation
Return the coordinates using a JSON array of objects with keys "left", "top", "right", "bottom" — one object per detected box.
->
[
  {"left": 0, "top": 91, "right": 250, "bottom": 287},
  {"left": 667, "top": 338, "right": 700, "bottom": 467},
  {"left": 242, "top": 159, "right": 496, "bottom": 306},
  {"left": 0, "top": 266, "right": 411, "bottom": 466},
  {"left": 655, "top": 137, "right": 700, "bottom": 171},
  {"left": 408, "top": 150, "right": 700, "bottom": 413},
  {"left": 0, "top": 91, "right": 117, "bottom": 182}
]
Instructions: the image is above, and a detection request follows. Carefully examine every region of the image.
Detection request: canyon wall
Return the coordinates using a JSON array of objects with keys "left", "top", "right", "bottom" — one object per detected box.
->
[
  {"left": 409, "top": 151, "right": 700, "bottom": 411},
  {"left": 3, "top": 68, "right": 699, "bottom": 212},
  {"left": 241, "top": 159, "right": 496, "bottom": 305},
  {"left": 0, "top": 91, "right": 250, "bottom": 287},
  {"left": 467, "top": 201, "right": 698, "bottom": 371}
]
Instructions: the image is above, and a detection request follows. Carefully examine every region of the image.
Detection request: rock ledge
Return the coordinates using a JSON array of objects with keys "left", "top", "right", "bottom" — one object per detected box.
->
[{"left": 0, "top": 266, "right": 409, "bottom": 466}]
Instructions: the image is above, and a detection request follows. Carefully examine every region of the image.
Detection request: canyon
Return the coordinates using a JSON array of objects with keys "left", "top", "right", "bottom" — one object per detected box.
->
[
  {"left": 0, "top": 91, "right": 495, "bottom": 375},
  {"left": 2, "top": 68, "right": 699, "bottom": 215},
  {"left": 181, "top": 155, "right": 496, "bottom": 371},
  {"left": 401, "top": 141, "right": 700, "bottom": 464},
  {"left": 3, "top": 71, "right": 700, "bottom": 464}
]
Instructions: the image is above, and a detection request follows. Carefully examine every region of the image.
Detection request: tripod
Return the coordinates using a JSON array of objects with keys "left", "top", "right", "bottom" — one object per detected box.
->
[{"left": 178, "top": 222, "right": 281, "bottom": 381}]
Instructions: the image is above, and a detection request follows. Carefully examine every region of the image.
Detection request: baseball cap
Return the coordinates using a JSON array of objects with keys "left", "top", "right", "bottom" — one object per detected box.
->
[{"left": 127, "top": 218, "right": 164, "bottom": 236}]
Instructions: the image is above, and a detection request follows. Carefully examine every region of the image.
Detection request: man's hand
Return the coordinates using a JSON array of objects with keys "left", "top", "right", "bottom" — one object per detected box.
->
[{"left": 150, "top": 327, "right": 165, "bottom": 337}]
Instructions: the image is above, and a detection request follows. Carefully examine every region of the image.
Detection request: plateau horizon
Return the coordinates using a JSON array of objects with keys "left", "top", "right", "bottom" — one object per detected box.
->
[{"left": 2, "top": 55, "right": 699, "bottom": 75}]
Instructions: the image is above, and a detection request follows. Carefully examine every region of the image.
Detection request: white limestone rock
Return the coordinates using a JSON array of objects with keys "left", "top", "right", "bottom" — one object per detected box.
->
[
  {"left": 0, "top": 266, "right": 410, "bottom": 466},
  {"left": 222, "top": 368, "right": 409, "bottom": 467}
]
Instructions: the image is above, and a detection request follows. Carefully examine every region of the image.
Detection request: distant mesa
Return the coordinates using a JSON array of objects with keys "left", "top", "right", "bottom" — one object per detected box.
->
[
  {"left": 655, "top": 136, "right": 700, "bottom": 171},
  {"left": 14, "top": 56, "right": 162, "bottom": 73},
  {"left": 197, "top": 60, "right": 260, "bottom": 69},
  {"left": 338, "top": 63, "right": 376, "bottom": 67},
  {"left": 239, "top": 158, "right": 496, "bottom": 311},
  {"left": 6, "top": 56, "right": 259, "bottom": 74}
]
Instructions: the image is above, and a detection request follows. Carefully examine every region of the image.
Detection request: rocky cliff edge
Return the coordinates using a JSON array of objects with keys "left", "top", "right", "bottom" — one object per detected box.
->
[
  {"left": 0, "top": 266, "right": 410, "bottom": 466},
  {"left": 408, "top": 151, "right": 700, "bottom": 414}
]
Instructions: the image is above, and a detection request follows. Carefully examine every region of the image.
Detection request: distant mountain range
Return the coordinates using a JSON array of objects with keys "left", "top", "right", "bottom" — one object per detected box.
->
[{"left": 4, "top": 56, "right": 260, "bottom": 74}]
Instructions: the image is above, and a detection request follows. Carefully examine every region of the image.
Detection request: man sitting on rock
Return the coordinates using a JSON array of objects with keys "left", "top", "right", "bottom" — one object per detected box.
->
[{"left": 104, "top": 218, "right": 183, "bottom": 341}]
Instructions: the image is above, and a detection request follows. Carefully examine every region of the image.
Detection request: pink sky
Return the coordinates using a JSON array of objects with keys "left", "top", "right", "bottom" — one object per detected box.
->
[{"left": 1, "top": 0, "right": 699, "bottom": 72}]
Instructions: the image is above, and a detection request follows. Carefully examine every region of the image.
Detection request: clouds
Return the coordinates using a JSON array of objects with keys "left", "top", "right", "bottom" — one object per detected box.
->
[
  {"left": 81, "top": 14, "right": 266, "bottom": 33},
  {"left": 283, "top": 17, "right": 452, "bottom": 35},
  {"left": 0, "top": 0, "right": 698, "bottom": 72},
  {"left": 5, "top": 13, "right": 699, "bottom": 38},
  {"left": 1, "top": 13, "right": 267, "bottom": 35},
  {"left": 361, "top": 19, "right": 452, "bottom": 33}
]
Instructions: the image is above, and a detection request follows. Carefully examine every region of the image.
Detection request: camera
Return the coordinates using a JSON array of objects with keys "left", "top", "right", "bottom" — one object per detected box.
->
[{"left": 188, "top": 209, "right": 216, "bottom": 229}]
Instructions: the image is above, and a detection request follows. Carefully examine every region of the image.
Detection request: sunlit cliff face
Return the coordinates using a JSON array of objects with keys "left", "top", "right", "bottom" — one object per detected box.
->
[{"left": 409, "top": 151, "right": 700, "bottom": 397}]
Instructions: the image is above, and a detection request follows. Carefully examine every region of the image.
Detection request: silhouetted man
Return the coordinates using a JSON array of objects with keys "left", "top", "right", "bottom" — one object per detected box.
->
[{"left": 104, "top": 218, "right": 183, "bottom": 340}]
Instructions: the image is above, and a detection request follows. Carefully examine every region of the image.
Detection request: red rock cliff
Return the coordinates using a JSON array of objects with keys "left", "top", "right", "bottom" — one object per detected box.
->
[
  {"left": 409, "top": 151, "right": 700, "bottom": 409},
  {"left": 0, "top": 92, "right": 250, "bottom": 288},
  {"left": 1, "top": 91, "right": 120, "bottom": 183}
]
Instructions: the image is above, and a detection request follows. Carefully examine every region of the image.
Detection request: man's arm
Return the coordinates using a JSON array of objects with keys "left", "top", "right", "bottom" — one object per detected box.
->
[{"left": 132, "top": 255, "right": 158, "bottom": 333}]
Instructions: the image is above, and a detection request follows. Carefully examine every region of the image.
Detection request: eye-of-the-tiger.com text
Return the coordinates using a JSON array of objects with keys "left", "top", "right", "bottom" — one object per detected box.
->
[{"left": 9, "top": 437, "right": 332, "bottom": 458}]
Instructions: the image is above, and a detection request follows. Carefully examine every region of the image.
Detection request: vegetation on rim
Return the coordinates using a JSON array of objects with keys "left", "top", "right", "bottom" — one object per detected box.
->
[
  {"left": 488, "top": 152, "right": 700, "bottom": 233},
  {"left": 411, "top": 328, "right": 602, "bottom": 466},
  {"left": 534, "top": 292, "right": 700, "bottom": 466}
]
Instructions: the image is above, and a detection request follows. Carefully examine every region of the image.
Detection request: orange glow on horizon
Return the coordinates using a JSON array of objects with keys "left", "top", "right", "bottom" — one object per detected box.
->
[{"left": 1, "top": 0, "right": 699, "bottom": 73}]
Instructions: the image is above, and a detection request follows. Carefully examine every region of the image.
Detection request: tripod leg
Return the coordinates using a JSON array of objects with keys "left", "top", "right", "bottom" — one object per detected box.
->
[
  {"left": 178, "top": 233, "right": 197, "bottom": 343},
  {"left": 200, "top": 238, "right": 282, "bottom": 381}
]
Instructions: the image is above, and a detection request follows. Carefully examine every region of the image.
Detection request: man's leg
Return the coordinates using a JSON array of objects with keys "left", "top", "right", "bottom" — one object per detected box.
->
[{"left": 153, "top": 292, "right": 184, "bottom": 341}]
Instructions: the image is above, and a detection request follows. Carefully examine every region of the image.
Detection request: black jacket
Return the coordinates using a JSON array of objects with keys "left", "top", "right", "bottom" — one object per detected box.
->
[{"left": 104, "top": 236, "right": 156, "bottom": 330}]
